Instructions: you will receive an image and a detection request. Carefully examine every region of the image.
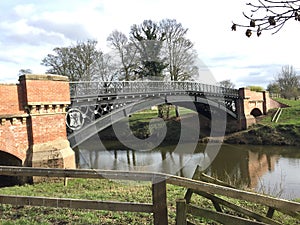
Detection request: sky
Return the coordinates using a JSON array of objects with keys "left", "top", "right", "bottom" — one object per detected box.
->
[{"left": 1, "top": 0, "right": 300, "bottom": 88}]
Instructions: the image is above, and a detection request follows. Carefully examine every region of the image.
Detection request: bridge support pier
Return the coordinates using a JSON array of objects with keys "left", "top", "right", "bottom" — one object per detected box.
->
[
  {"left": 19, "top": 75, "right": 76, "bottom": 171},
  {"left": 0, "top": 74, "right": 75, "bottom": 177},
  {"left": 237, "top": 115, "right": 256, "bottom": 130},
  {"left": 236, "top": 87, "right": 275, "bottom": 130}
]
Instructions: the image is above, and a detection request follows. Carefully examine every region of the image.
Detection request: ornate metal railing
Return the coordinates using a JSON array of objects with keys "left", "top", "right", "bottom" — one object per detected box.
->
[{"left": 69, "top": 81, "right": 239, "bottom": 98}]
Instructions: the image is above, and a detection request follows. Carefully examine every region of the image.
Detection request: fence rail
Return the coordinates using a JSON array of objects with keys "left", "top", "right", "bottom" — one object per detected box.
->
[{"left": 0, "top": 166, "right": 299, "bottom": 224}]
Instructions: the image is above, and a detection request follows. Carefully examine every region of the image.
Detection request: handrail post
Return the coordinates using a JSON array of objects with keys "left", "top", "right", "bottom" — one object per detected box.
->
[
  {"left": 176, "top": 199, "right": 187, "bottom": 225},
  {"left": 152, "top": 179, "right": 168, "bottom": 225}
]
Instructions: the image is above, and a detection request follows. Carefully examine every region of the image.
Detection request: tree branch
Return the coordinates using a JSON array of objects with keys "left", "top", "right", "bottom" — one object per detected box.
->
[{"left": 232, "top": 0, "right": 300, "bottom": 37}]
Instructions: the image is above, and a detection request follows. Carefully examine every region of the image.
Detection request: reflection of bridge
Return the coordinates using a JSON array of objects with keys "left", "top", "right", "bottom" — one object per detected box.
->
[{"left": 67, "top": 81, "right": 280, "bottom": 148}]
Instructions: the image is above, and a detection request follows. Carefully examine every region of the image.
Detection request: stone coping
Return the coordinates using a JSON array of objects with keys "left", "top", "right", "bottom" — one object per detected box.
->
[
  {"left": 26, "top": 101, "right": 70, "bottom": 106},
  {"left": 0, "top": 114, "right": 29, "bottom": 119},
  {"left": 19, "top": 74, "right": 69, "bottom": 82}
]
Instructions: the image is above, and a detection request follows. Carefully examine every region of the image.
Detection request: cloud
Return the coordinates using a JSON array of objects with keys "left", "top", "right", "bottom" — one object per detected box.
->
[
  {"left": 0, "top": 0, "right": 300, "bottom": 87},
  {"left": 28, "top": 19, "right": 93, "bottom": 41}
]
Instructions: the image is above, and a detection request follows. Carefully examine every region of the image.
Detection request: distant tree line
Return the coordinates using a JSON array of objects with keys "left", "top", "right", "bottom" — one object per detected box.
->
[
  {"left": 217, "top": 66, "right": 300, "bottom": 100},
  {"left": 40, "top": 19, "right": 199, "bottom": 83}
]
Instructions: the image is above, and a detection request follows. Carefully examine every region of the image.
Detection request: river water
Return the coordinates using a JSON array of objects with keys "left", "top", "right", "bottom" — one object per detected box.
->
[{"left": 78, "top": 135, "right": 300, "bottom": 200}]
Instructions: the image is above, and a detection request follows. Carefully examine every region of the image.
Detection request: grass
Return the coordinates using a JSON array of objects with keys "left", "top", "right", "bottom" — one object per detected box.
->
[
  {"left": 128, "top": 106, "right": 194, "bottom": 123},
  {"left": 0, "top": 178, "right": 299, "bottom": 225},
  {"left": 258, "top": 98, "right": 300, "bottom": 125},
  {"left": 273, "top": 98, "right": 300, "bottom": 107},
  {"left": 98, "top": 106, "right": 197, "bottom": 143}
]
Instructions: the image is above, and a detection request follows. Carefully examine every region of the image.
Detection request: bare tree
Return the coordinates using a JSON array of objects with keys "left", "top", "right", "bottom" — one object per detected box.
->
[
  {"left": 90, "top": 53, "right": 119, "bottom": 82},
  {"left": 160, "top": 19, "right": 198, "bottom": 81},
  {"left": 232, "top": 0, "right": 300, "bottom": 37},
  {"left": 276, "top": 65, "right": 299, "bottom": 99},
  {"left": 107, "top": 30, "right": 138, "bottom": 81},
  {"left": 41, "top": 40, "right": 103, "bottom": 81},
  {"left": 218, "top": 79, "right": 236, "bottom": 89},
  {"left": 18, "top": 69, "right": 32, "bottom": 76}
]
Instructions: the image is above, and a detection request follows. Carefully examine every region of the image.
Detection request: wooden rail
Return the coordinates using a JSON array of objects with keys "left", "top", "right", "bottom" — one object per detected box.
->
[
  {"left": 0, "top": 166, "right": 300, "bottom": 224},
  {"left": 0, "top": 166, "right": 168, "bottom": 225},
  {"left": 271, "top": 107, "right": 282, "bottom": 123},
  {"left": 175, "top": 166, "right": 299, "bottom": 224}
]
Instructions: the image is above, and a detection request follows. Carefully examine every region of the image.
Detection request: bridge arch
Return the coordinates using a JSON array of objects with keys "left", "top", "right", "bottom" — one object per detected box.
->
[
  {"left": 68, "top": 95, "right": 233, "bottom": 148},
  {"left": 0, "top": 150, "right": 24, "bottom": 187},
  {"left": 250, "top": 108, "right": 263, "bottom": 118},
  {"left": 0, "top": 150, "right": 22, "bottom": 166}
]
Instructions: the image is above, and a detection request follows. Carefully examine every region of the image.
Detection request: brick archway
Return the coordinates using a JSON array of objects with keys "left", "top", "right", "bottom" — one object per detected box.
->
[
  {"left": 250, "top": 108, "right": 263, "bottom": 117},
  {"left": 0, "top": 150, "right": 23, "bottom": 187},
  {"left": 237, "top": 88, "right": 273, "bottom": 129}
]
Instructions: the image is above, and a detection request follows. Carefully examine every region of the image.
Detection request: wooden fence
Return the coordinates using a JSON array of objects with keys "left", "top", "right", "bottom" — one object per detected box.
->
[
  {"left": 0, "top": 166, "right": 300, "bottom": 224},
  {"left": 174, "top": 167, "right": 298, "bottom": 225}
]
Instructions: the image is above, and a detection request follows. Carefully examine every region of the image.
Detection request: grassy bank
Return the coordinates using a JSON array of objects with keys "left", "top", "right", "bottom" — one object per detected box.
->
[
  {"left": 97, "top": 100, "right": 300, "bottom": 146},
  {"left": 225, "top": 98, "right": 300, "bottom": 146},
  {"left": 0, "top": 178, "right": 299, "bottom": 225},
  {"left": 259, "top": 98, "right": 300, "bottom": 125}
]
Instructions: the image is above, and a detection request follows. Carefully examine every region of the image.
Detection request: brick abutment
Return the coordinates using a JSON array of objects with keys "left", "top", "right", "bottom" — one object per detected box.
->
[{"left": 0, "top": 74, "right": 75, "bottom": 182}]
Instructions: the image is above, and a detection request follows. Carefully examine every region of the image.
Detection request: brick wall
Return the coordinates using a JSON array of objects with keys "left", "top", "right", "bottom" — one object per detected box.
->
[
  {"left": 0, "top": 84, "right": 25, "bottom": 115},
  {"left": 19, "top": 75, "right": 70, "bottom": 105},
  {"left": 0, "top": 117, "right": 28, "bottom": 161},
  {"left": 239, "top": 88, "right": 266, "bottom": 116},
  {"left": 0, "top": 74, "right": 75, "bottom": 169}
]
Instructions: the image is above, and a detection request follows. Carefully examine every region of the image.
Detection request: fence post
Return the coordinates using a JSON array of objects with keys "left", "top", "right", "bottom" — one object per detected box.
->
[
  {"left": 176, "top": 199, "right": 187, "bottom": 225},
  {"left": 152, "top": 179, "right": 168, "bottom": 225}
]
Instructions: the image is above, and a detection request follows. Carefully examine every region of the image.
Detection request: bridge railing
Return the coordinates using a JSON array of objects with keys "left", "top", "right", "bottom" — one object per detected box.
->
[{"left": 69, "top": 81, "right": 239, "bottom": 98}]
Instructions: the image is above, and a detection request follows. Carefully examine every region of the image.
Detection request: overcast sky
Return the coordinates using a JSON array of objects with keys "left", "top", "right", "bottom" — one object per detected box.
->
[{"left": 1, "top": 0, "right": 300, "bottom": 88}]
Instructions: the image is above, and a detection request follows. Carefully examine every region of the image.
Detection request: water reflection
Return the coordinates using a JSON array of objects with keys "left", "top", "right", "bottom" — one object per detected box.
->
[{"left": 78, "top": 139, "right": 300, "bottom": 200}]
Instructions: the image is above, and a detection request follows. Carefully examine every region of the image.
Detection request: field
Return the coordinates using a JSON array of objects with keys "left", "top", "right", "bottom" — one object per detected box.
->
[{"left": 0, "top": 178, "right": 299, "bottom": 225}]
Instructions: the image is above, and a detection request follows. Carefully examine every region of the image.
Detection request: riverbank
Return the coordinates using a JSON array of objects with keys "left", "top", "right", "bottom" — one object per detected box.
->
[
  {"left": 120, "top": 98, "right": 300, "bottom": 147},
  {"left": 99, "top": 111, "right": 300, "bottom": 147},
  {"left": 224, "top": 98, "right": 300, "bottom": 146},
  {"left": 223, "top": 124, "right": 300, "bottom": 146}
]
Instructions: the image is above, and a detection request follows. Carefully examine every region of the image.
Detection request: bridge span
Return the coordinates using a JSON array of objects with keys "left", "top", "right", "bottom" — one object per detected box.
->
[
  {"left": 67, "top": 81, "right": 280, "bottom": 148},
  {"left": 0, "top": 75, "right": 282, "bottom": 175}
]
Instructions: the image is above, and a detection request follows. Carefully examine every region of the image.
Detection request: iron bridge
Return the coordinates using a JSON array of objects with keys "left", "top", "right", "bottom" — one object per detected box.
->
[{"left": 67, "top": 81, "right": 239, "bottom": 147}]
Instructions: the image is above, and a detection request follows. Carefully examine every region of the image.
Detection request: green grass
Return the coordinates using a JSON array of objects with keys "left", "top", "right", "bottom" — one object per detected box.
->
[
  {"left": 128, "top": 106, "right": 194, "bottom": 123},
  {"left": 273, "top": 98, "right": 300, "bottom": 107},
  {"left": 259, "top": 98, "right": 300, "bottom": 125},
  {"left": 0, "top": 179, "right": 299, "bottom": 225}
]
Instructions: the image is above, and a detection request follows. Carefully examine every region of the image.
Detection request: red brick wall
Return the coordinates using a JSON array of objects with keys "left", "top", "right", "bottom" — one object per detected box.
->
[
  {"left": 20, "top": 75, "right": 70, "bottom": 105},
  {"left": 0, "top": 118, "right": 28, "bottom": 161},
  {"left": 239, "top": 88, "right": 267, "bottom": 116},
  {"left": 0, "top": 75, "right": 71, "bottom": 164},
  {"left": 0, "top": 84, "right": 25, "bottom": 115},
  {"left": 269, "top": 98, "right": 289, "bottom": 109},
  {"left": 242, "top": 88, "right": 264, "bottom": 101},
  {"left": 30, "top": 114, "right": 67, "bottom": 144}
]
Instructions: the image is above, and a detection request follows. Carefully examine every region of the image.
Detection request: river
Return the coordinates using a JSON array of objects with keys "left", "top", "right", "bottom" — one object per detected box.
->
[{"left": 78, "top": 135, "right": 300, "bottom": 200}]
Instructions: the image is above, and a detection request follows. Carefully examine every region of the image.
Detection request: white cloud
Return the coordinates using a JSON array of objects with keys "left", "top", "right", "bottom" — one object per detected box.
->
[
  {"left": 14, "top": 4, "right": 36, "bottom": 16},
  {"left": 0, "top": 0, "right": 299, "bottom": 88}
]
